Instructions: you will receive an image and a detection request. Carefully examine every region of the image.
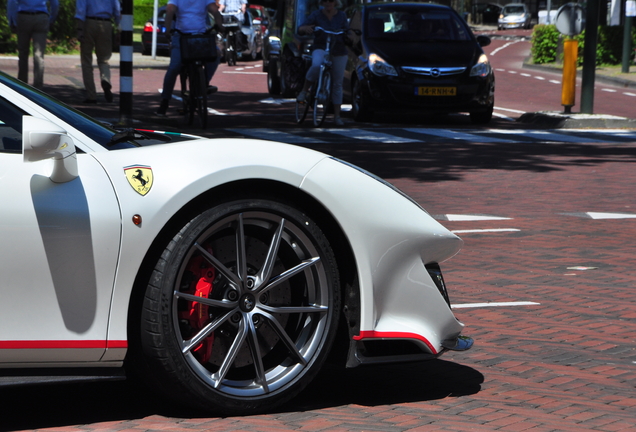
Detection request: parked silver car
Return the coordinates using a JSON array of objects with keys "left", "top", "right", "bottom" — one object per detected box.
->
[{"left": 498, "top": 3, "right": 532, "bottom": 29}]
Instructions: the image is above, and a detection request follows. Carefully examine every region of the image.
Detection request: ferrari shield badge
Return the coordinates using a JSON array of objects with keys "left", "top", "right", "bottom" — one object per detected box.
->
[{"left": 124, "top": 165, "right": 153, "bottom": 196}]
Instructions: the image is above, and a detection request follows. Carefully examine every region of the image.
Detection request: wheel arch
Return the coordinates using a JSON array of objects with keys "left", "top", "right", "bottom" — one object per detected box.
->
[{"left": 125, "top": 178, "right": 360, "bottom": 369}]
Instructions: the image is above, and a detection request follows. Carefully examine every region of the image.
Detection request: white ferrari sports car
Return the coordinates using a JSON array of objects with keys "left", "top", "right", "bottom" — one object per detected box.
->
[{"left": 0, "top": 71, "right": 472, "bottom": 414}]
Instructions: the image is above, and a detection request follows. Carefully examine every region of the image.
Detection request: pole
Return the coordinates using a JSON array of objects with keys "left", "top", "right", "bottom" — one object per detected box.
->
[
  {"left": 119, "top": 0, "right": 133, "bottom": 126},
  {"left": 622, "top": 14, "right": 633, "bottom": 73},
  {"left": 580, "top": 0, "right": 600, "bottom": 114},
  {"left": 562, "top": 38, "right": 578, "bottom": 113}
]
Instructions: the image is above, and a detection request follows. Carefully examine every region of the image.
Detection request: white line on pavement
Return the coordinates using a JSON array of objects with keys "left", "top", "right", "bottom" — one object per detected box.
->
[{"left": 452, "top": 301, "right": 540, "bottom": 309}]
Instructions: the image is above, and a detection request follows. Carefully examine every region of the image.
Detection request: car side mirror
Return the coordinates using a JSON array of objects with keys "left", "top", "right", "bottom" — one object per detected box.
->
[
  {"left": 23, "top": 115, "right": 78, "bottom": 183},
  {"left": 476, "top": 35, "right": 491, "bottom": 47}
]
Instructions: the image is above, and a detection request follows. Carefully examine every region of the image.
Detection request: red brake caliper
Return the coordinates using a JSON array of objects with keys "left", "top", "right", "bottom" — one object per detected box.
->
[{"left": 180, "top": 252, "right": 216, "bottom": 363}]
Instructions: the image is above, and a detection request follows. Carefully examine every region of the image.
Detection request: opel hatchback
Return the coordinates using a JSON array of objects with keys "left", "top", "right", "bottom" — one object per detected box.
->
[{"left": 344, "top": 2, "right": 495, "bottom": 124}]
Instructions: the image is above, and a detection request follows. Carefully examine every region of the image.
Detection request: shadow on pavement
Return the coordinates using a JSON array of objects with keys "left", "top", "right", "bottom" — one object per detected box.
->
[
  {"left": 0, "top": 360, "right": 482, "bottom": 431},
  {"left": 301, "top": 139, "right": 636, "bottom": 183}
]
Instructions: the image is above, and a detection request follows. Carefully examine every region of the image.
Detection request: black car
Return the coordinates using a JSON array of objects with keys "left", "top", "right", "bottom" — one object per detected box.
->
[
  {"left": 344, "top": 2, "right": 495, "bottom": 124},
  {"left": 142, "top": 6, "right": 170, "bottom": 56},
  {"left": 473, "top": 3, "right": 502, "bottom": 25}
]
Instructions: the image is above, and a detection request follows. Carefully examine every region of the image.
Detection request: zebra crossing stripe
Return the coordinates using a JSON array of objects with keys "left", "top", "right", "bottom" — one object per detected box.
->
[
  {"left": 228, "top": 129, "right": 326, "bottom": 144},
  {"left": 327, "top": 129, "right": 419, "bottom": 143},
  {"left": 443, "top": 214, "right": 512, "bottom": 221},
  {"left": 404, "top": 128, "right": 509, "bottom": 143},
  {"left": 487, "top": 129, "right": 608, "bottom": 143},
  {"left": 586, "top": 212, "right": 636, "bottom": 219}
]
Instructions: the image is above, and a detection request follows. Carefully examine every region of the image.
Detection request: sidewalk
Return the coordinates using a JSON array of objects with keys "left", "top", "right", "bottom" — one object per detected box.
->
[{"left": 471, "top": 24, "right": 636, "bottom": 128}]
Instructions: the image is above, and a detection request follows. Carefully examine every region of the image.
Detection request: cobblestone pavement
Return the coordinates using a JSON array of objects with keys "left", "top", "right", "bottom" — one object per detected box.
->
[
  {"left": 2, "top": 124, "right": 636, "bottom": 432},
  {"left": 1, "top": 49, "right": 636, "bottom": 432}
]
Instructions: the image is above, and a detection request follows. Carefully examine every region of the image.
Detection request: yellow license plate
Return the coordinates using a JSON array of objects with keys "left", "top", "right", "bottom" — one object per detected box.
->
[{"left": 416, "top": 87, "right": 457, "bottom": 96}]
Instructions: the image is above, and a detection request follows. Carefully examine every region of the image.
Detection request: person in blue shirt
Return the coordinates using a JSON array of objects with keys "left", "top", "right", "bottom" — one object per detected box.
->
[
  {"left": 75, "top": 0, "right": 121, "bottom": 103},
  {"left": 156, "top": 0, "right": 224, "bottom": 116},
  {"left": 296, "top": 0, "right": 349, "bottom": 126},
  {"left": 6, "top": 0, "right": 58, "bottom": 89}
]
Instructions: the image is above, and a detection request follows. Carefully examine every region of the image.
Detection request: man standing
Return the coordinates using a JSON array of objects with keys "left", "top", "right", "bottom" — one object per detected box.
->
[
  {"left": 75, "top": 0, "right": 121, "bottom": 103},
  {"left": 219, "top": 0, "right": 247, "bottom": 21},
  {"left": 7, "top": 0, "right": 58, "bottom": 89},
  {"left": 156, "top": 0, "right": 223, "bottom": 116}
]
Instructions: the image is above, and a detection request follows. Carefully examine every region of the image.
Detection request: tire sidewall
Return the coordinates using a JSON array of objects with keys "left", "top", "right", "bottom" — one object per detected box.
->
[{"left": 141, "top": 199, "right": 340, "bottom": 414}]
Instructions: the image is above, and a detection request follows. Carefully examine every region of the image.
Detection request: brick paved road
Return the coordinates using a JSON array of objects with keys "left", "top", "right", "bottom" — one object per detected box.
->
[
  {"left": 1, "top": 54, "right": 636, "bottom": 432},
  {"left": 2, "top": 137, "right": 636, "bottom": 432}
]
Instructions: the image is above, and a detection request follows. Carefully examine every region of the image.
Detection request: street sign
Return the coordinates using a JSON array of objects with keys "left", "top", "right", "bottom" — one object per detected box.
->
[{"left": 555, "top": 3, "right": 585, "bottom": 36}]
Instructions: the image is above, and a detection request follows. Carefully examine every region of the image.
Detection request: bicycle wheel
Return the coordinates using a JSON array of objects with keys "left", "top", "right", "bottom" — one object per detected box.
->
[
  {"left": 194, "top": 64, "right": 208, "bottom": 129},
  {"left": 295, "top": 96, "right": 310, "bottom": 124},
  {"left": 313, "top": 70, "right": 330, "bottom": 127}
]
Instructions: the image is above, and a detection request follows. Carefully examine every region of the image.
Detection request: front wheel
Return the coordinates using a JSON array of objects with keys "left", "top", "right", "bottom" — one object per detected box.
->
[
  {"left": 352, "top": 78, "right": 373, "bottom": 122},
  {"left": 267, "top": 60, "right": 281, "bottom": 95},
  {"left": 469, "top": 104, "right": 493, "bottom": 124},
  {"left": 313, "top": 71, "right": 331, "bottom": 127},
  {"left": 137, "top": 199, "right": 340, "bottom": 414}
]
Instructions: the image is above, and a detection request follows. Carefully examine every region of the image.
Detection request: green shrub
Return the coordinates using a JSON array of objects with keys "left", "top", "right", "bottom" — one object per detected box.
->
[
  {"left": 531, "top": 24, "right": 561, "bottom": 64},
  {"left": 0, "top": 0, "right": 167, "bottom": 53}
]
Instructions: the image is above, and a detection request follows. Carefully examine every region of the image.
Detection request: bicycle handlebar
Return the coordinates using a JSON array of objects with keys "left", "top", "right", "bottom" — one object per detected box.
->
[{"left": 313, "top": 26, "right": 346, "bottom": 35}]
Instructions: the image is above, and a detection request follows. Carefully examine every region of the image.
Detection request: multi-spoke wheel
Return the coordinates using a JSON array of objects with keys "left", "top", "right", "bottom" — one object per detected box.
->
[{"left": 138, "top": 200, "right": 340, "bottom": 414}]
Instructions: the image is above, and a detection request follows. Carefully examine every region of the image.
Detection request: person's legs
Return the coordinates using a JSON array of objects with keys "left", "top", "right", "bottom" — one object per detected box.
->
[
  {"left": 80, "top": 19, "right": 98, "bottom": 101},
  {"left": 330, "top": 54, "right": 347, "bottom": 125},
  {"left": 297, "top": 49, "right": 325, "bottom": 102},
  {"left": 31, "top": 14, "right": 49, "bottom": 89},
  {"left": 94, "top": 20, "right": 114, "bottom": 102},
  {"left": 205, "top": 49, "right": 221, "bottom": 92},
  {"left": 157, "top": 33, "right": 183, "bottom": 114},
  {"left": 16, "top": 14, "right": 32, "bottom": 84}
]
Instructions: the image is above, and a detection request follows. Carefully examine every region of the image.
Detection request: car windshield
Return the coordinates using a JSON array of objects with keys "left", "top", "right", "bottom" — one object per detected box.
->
[
  {"left": 0, "top": 71, "right": 137, "bottom": 150},
  {"left": 365, "top": 7, "right": 470, "bottom": 42},
  {"left": 503, "top": 6, "right": 525, "bottom": 14}
]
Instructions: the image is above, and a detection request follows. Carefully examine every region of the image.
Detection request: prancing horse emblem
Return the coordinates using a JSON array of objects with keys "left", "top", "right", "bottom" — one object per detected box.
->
[{"left": 124, "top": 165, "right": 153, "bottom": 196}]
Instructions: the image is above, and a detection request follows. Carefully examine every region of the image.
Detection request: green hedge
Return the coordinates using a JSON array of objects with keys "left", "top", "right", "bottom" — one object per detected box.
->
[
  {"left": 531, "top": 23, "right": 636, "bottom": 66},
  {"left": 0, "top": 0, "right": 167, "bottom": 53}
]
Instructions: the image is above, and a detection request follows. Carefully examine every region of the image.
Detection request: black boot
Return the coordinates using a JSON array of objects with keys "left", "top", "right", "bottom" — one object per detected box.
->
[{"left": 156, "top": 99, "right": 169, "bottom": 116}]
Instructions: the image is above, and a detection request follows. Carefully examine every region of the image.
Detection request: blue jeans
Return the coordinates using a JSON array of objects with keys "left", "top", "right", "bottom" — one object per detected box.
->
[
  {"left": 161, "top": 32, "right": 220, "bottom": 100},
  {"left": 306, "top": 50, "right": 347, "bottom": 105}
]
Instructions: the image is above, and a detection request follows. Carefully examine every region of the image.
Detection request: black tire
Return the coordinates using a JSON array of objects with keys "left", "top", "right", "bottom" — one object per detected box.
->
[
  {"left": 295, "top": 97, "right": 310, "bottom": 124},
  {"left": 137, "top": 199, "right": 340, "bottom": 414},
  {"left": 313, "top": 70, "right": 331, "bottom": 127},
  {"left": 280, "top": 59, "right": 295, "bottom": 98},
  {"left": 470, "top": 104, "right": 493, "bottom": 124},
  {"left": 194, "top": 65, "right": 208, "bottom": 129},
  {"left": 267, "top": 60, "right": 281, "bottom": 95},
  {"left": 352, "top": 78, "right": 373, "bottom": 122}
]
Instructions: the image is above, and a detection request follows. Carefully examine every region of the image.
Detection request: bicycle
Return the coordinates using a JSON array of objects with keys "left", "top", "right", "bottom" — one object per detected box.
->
[
  {"left": 295, "top": 27, "right": 345, "bottom": 127},
  {"left": 220, "top": 13, "right": 241, "bottom": 66},
  {"left": 177, "top": 29, "right": 217, "bottom": 129}
]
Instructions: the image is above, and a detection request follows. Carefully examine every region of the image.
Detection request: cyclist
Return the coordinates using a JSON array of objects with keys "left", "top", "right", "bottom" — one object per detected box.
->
[
  {"left": 156, "top": 0, "right": 223, "bottom": 116},
  {"left": 296, "top": 0, "right": 349, "bottom": 126},
  {"left": 219, "top": 0, "right": 248, "bottom": 52}
]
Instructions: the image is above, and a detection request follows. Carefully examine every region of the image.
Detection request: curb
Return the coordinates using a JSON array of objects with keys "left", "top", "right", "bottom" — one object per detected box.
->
[{"left": 517, "top": 111, "right": 636, "bottom": 128}]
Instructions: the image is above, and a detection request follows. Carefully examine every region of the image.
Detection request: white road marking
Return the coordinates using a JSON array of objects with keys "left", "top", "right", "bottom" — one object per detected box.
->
[
  {"left": 222, "top": 71, "right": 267, "bottom": 74},
  {"left": 405, "top": 128, "right": 509, "bottom": 143},
  {"left": 228, "top": 128, "right": 326, "bottom": 144},
  {"left": 549, "top": 80, "right": 560, "bottom": 84},
  {"left": 328, "top": 129, "right": 418, "bottom": 143},
  {"left": 534, "top": 76, "right": 546, "bottom": 80},
  {"left": 489, "top": 40, "right": 522, "bottom": 56},
  {"left": 452, "top": 301, "right": 540, "bottom": 309},
  {"left": 625, "top": 92, "right": 636, "bottom": 97},
  {"left": 602, "top": 88, "right": 617, "bottom": 93},
  {"left": 586, "top": 212, "right": 636, "bottom": 219},
  {"left": 445, "top": 214, "right": 512, "bottom": 221},
  {"left": 451, "top": 228, "right": 520, "bottom": 233}
]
